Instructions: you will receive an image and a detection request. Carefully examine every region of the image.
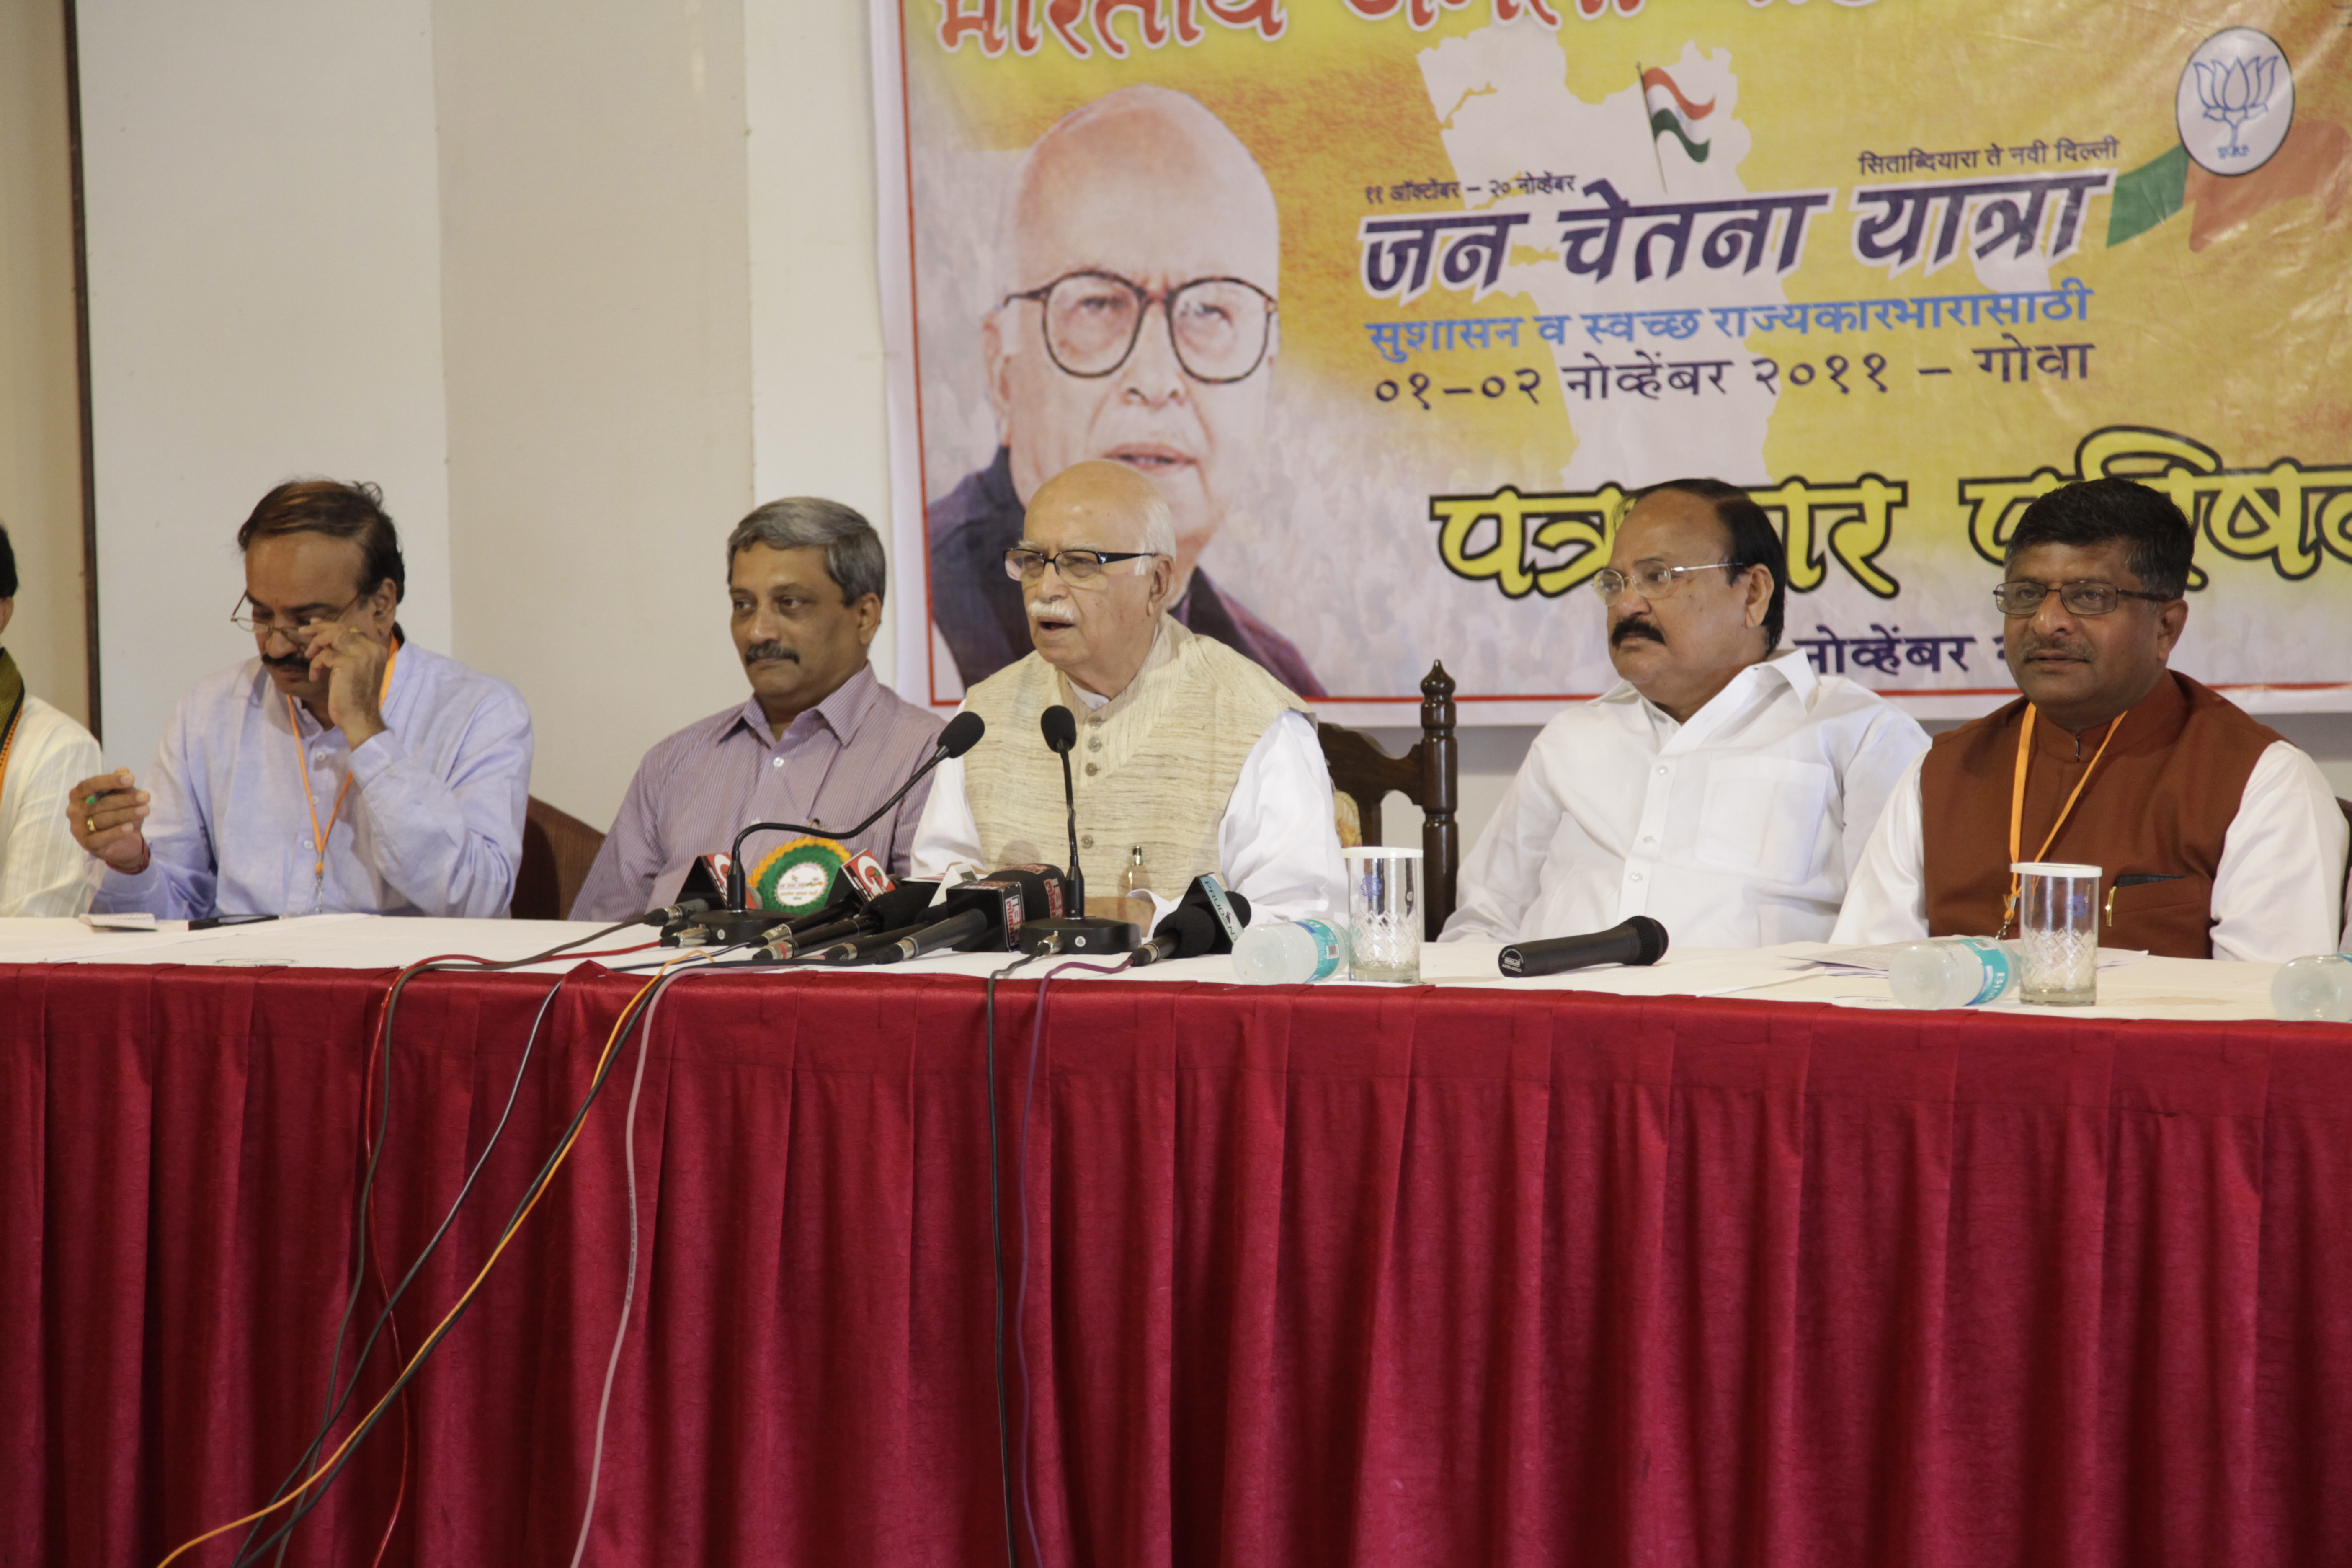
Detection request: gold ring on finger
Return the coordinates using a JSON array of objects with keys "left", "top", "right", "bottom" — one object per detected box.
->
[{"left": 86, "top": 815, "right": 95, "bottom": 834}]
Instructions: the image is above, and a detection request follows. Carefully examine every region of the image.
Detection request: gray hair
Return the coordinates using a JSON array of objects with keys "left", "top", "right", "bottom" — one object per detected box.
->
[
  {"left": 1132, "top": 483, "right": 1177, "bottom": 560},
  {"left": 725, "top": 497, "right": 887, "bottom": 606}
]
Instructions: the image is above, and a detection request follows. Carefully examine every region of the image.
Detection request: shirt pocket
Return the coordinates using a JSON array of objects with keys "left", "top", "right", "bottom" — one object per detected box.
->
[{"left": 1694, "top": 756, "right": 1835, "bottom": 886}]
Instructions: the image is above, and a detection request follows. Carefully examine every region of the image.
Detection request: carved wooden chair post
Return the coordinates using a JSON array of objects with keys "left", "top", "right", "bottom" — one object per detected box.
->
[{"left": 1315, "top": 660, "right": 1460, "bottom": 939}]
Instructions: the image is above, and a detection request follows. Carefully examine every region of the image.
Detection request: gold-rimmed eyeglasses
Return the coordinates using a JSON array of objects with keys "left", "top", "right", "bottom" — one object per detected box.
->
[{"left": 1593, "top": 560, "right": 1743, "bottom": 604}]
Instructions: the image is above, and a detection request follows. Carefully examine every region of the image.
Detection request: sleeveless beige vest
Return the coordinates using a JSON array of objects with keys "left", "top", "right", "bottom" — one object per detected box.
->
[{"left": 960, "top": 618, "right": 1308, "bottom": 893}]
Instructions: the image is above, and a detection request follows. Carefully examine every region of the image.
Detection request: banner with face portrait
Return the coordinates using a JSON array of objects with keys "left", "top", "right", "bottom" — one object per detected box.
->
[{"left": 873, "top": 0, "right": 2352, "bottom": 725}]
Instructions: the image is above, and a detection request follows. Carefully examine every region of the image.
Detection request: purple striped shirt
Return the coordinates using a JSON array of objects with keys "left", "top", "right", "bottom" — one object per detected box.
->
[{"left": 572, "top": 663, "right": 945, "bottom": 921}]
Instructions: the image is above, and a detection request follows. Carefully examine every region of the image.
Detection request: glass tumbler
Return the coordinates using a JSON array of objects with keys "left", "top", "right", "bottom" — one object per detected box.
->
[
  {"left": 2012, "top": 860, "right": 2100, "bottom": 1006},
  {"left": 1342, "top": 847, "right": 1422, "bottom": 983}
]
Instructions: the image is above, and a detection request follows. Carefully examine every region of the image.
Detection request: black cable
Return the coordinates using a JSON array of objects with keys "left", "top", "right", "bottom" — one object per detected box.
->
[
  {"left": 983, "top": 950, "right": 1039, "bottom": 1568},
  {"left": 230, "top": 965, "right": 682, "bottom": 1566},
  {"left": 234, "top": 973, "right": 570, "bottom": 1567}
]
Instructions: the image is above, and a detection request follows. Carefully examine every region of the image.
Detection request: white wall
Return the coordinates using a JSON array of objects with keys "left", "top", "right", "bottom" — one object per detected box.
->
[
  {"left": 432, "top": 0, "right": 754, "bottom": 830},
  {"left": 78, "top": 0, "right": 453, "bottom": 776}
]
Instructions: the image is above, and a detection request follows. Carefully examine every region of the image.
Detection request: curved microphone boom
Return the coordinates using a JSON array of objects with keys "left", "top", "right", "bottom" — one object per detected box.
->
[{"left": 725, "top": 710, "right": 985, "bottom": 909}]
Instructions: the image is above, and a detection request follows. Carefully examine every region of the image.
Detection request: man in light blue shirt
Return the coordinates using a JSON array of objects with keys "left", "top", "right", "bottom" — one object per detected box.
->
[{"left": 70, "top": 479, "right": 532, "bottom": 919}]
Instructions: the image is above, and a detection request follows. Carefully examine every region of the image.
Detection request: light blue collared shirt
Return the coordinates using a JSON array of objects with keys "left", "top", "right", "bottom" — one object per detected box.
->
[{"left": 93, "top": 640, "right": 533, "bottom": 920}]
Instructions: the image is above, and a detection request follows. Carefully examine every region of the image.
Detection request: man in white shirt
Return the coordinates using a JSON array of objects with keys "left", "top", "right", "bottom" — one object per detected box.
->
[
  {"left": 1442, "top": 479, "right": 1929, "bottom": 948},
  {"left": 69, "top": 480, "right": 533, "bottom": 920},
  {"left": 911, "top": 459, "right": 1342, "bottom": 926},
  {"left": 0, "top": 524, "right": 103, "bottom": 916}
]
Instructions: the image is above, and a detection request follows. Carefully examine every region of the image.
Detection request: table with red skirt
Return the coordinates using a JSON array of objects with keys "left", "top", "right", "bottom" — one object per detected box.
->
[{"left": 5, "top": 958, "right": 2349, "bottom": 1567}]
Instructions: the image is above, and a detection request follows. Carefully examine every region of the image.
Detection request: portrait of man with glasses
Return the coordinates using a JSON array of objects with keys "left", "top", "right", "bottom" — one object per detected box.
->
[
  {"left": 924, "top": 85, "right": 1325, "bottom": 699},
  {"left": 1836, "top": 477, "right": 2346, "bottom": 960},
  {"left": 1443, "top": 478, "right": 1928, "bottom": 948},
  {"left": 68, "top": 479, "right": 533, "bottom": 921}
]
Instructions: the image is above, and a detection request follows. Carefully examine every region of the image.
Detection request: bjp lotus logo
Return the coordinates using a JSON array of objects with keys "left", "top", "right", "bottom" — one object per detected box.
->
[{"left": 2177, "top": 28, "right": 2295, "bottom": 176}]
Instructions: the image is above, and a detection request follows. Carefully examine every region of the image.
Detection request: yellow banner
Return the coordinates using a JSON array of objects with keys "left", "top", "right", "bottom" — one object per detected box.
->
[{"left": 884, "top": 0, "right": 2352, "bottom": 715}]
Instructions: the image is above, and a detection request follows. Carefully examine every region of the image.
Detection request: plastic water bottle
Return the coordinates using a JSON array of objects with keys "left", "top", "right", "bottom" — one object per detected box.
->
[
  {"left": 2272, "top": 954, "right": 2352, "bottom": 1021},
  {"left": 1888, "top": 937, "right": 2018, "bottom": 1009},
  {"left": 1230, "top": 917, "right": 1346, "bottom": 985}
]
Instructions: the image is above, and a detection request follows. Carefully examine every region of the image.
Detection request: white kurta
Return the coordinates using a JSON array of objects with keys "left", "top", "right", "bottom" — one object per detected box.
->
[
  {"left": 1440, "top": 650, "right": 1929, "bottom": 948},
  {"left": 1833, "top": 741, "right": 2348, "bottom": 962},
  {"left": 911, "top": 705, "right": 1344, "bottom": 927},
  {"left": 0, "top": 694, "right": 104, "bottom": 917}
]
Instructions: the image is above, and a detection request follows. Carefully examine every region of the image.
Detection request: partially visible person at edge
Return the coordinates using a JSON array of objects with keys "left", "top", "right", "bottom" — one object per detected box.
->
[
  {"left": 0, "top": 521, "right": 102, "bottom": 915},
  {"left": 925, "top": 84, "right": 1323, "bottom": 698},
  {"left": 912, "top": 459, "right": 1342, "bottom": 926},
  {"left": 1835, "top": 476, "right": 2345, "bottom": 960},
  {"left": 1442, "top": 478, "right": 1930, "bottom": 946},
  {"left": 70, "top": 480, "right": 533, "bottom": 919},
  {"left": 572, "top": 498, "right": 945, "bottom": 921}
]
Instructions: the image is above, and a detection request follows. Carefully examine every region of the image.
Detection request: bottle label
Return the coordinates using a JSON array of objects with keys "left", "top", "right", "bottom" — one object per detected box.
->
[
  {"left": 1297, "top": 918, "right": 1345, "bottom": 982},
  {"left": 1955, "top": 937, "right": 2013, "bottom": 1006}
]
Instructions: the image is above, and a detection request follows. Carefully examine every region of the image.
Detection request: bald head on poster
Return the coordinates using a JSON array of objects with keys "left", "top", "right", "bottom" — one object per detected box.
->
[{"left": 927, "top": 86, "right": 1326, "bottom": 699}]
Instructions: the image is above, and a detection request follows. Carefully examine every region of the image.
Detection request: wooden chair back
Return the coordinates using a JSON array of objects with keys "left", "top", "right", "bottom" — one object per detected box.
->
[
  {"left": 511, "top": 795, "right": 608, "bottom": 921},
  {"left": 1315, "top": 661, "right": 1459, "bottom": 939}
]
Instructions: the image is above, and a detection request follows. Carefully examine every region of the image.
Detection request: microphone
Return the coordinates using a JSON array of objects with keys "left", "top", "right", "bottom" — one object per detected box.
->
[
  {"left": 1040, "top": 706, "right": 1082, "bottom": 910},
  {"left": 1497, "top": 916, "right": 1670, "bottom": 978},
  {"left": 867, "top": 866, "right": 1070, "bottom": 963},
  {"left": 1130, "top": 878, "right": 1254, "bottom": 965},
  {"left": 641, "top": 895, "right": 716, "bottom": 926},
  {"left": 725, "top": 711, "right": 985, "bottom": 910},
  {"left": 756, "top": 879, "right": 941, "bottom": 961}
]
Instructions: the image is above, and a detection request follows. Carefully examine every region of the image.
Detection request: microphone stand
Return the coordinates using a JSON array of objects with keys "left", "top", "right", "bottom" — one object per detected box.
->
[
  {"left": 1057, "top": 744, "right": 1085, "bottom": 912},
  {"left": 1016, "top": 704, "right": 1136, "bottom": 957}
]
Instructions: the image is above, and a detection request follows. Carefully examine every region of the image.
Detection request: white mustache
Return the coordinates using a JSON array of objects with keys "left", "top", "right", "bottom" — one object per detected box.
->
[{"left": 1027, "top": 596, "right": 1078, "bottom": 624}]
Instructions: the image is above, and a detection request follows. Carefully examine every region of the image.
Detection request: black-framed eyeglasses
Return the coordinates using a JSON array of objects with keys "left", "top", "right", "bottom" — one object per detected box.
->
[
  {"left": 1991, "top": 580, "right": 2178, "bottom": 617},
  {"left": 1003, "top": 270, "right": 1277, "bottom": 384},
  {"left": 228, "top": 589, "right": 368, "bottom": 642},
  {"left": 1593, "top": 560, "right": 1743, "bottom": 604},
  {"left": 1003, "top": 547, "right": 1161, "bottom": 585}
]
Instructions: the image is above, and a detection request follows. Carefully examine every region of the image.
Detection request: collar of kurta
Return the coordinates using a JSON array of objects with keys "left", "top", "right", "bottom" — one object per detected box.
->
[
  {"left": 1602, "top": 645, "right": 1817, "bottom": 727},
  {"left": 2024, "top": 667, "right": 2189, "bottom": 762},
  {"left": 1057, "top": 616, "right": 1183, "bottom": 723}
]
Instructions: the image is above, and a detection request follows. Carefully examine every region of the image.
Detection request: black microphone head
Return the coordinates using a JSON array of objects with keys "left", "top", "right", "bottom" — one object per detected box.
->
[
  {"left": 1163, "top": 906, "right": 1222, "bottom": 959},
  {"left": 1161, "top": 876, "right": 1252, "bottom": 953},
  {"left": 1040, "top": 705, "right": 1077, "bottom": 755},
  {"left": 939, "top": 711, "right": 985, "bottom": 758},
  {"left": 863, "top": 881, "right": 942, "bottom": 930},
  {"left": 1626, "top": 915, "right": 1670, "bottom": 965}
]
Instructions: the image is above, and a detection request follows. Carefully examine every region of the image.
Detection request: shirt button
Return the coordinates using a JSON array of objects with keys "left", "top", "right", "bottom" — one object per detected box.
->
[
  {"left": 771, "top": 757, "right": 784, "bottom": 769},
  {"left": 1084, "top": 762, "right": 1098, "bottom": 776},
  {"left": 1641, "top": 836, "right": 1655, "bottom": 844},
  {"left": 1081, "top": 834, "right": 1094, "bottom": 848},
  {"left": 1629, "top": 872, "right": 1644, "bottom": 883},
  {"left": 1654, "top": 766, "right": 1669, "bottom": 776},
  {"left": 1087, "top": 738, "right": 1101, "bottom": 752}
]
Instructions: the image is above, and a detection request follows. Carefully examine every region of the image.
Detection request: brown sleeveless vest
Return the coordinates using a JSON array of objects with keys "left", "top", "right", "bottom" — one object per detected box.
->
[{"left": 1919, "top": 672, "right": 2280, "bottom": 958}]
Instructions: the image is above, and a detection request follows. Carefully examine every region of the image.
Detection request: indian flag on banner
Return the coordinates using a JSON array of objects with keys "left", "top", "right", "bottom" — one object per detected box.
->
[{"left": 1641, "top": 64, "right": 1715, "bottom": 165}]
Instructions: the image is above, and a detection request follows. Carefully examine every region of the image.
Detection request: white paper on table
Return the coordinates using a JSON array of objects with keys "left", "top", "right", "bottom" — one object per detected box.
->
[{"left": 83, "top": 911, "right": 159, "bottom": 931}]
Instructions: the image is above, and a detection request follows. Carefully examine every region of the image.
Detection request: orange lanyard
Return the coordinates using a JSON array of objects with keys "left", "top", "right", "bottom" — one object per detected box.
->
[
  {"left": 287, "top": 641, "right": 399, "bottom": 886},
  {"left": 2000, "top": 702, "right": 2122, "bottom": 936}
]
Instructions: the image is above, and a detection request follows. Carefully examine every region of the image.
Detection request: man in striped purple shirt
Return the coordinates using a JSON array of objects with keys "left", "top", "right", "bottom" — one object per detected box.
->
[{"left": 572, "top": 499, "right": 944, "bottom": 921}]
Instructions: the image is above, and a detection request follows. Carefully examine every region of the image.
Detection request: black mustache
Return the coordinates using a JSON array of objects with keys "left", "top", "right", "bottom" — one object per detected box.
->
[
  {"left": 262, "top": 652, "right": 312, "bottom": 673},
  {"left": 1611, "top": 617, "right": 1665, "bottom": 647},
  {"left": 745, "top": 642, "right": 800, "bottom": 665},
  {"left": 2017, "top": 640, "right": 2087, "bottom": 661}
]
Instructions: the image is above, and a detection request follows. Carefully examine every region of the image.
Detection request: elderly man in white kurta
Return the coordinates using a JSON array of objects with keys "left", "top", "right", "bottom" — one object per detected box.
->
[
  {"left": 1442, "top": 479, "right": 1930, "bottom": 949},
  {"left": 910, "top": 459, "right": 1342, "bottom": 926}
]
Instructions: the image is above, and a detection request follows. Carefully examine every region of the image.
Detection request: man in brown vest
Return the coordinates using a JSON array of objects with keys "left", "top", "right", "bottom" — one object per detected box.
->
[
  {"left": 1835, "top": 477, "right": 2345, "bottom": 960},
  {"left": 910, "top": 459, "right": 1344, "bottom": 926}
]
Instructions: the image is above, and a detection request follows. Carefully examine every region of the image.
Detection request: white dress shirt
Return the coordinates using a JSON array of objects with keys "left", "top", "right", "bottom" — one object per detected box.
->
[
  {"left": 1834, "top": 741, "right": 2347, "bottom": 962},
  {"left": 1441, "top": 650, "right": 1930, "bottom": 948},
  {"left": 93, "top": 642, "right": 534, "bottom": 920},
  {"left": 1, "top": 694, "right": 103, "bottom": 917},
  {"left": 911, "top": 704, "right": 1345, "bottom": 926}
]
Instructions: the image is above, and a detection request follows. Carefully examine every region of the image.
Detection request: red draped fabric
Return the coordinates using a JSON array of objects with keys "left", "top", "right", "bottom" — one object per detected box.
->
[{"left": 5, "top": 962, "right": 2352, "bottom": 1567}]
